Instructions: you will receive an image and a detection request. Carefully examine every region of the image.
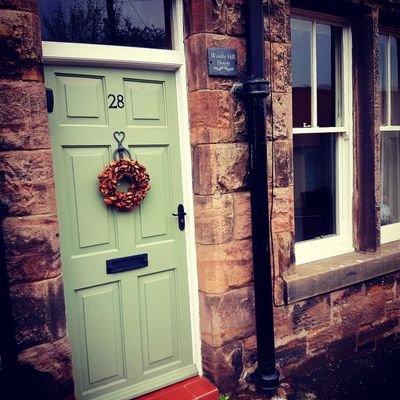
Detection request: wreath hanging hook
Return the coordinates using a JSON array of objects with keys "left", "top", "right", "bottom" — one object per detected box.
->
[{"left": 113, "top": 131, "right": 132, "bottom": 160}]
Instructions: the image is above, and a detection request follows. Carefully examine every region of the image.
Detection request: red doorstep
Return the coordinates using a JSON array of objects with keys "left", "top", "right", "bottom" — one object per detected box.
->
[{"left": 135, "top": 376, "right": 219, "bottom": 400}]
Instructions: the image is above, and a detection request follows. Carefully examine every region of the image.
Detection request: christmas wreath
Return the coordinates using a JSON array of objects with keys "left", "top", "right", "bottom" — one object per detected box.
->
[{"left": 98, "top": 158, "right": 151, "bottom": 211}]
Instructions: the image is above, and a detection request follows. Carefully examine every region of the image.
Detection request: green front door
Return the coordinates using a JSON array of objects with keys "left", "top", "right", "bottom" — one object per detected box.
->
[{"left": 45, "top": 66, "right": 197, "bottom": 400}]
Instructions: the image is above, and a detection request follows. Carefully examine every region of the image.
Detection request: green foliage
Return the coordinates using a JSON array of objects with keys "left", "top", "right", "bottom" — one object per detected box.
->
[{"left": 219, "top": 395, "right": 230, "bottom": 400}]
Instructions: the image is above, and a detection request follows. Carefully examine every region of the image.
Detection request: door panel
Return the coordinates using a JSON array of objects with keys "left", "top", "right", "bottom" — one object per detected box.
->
[
  {"left": 139, "top": 270, "right": 179, "bottom": 370},
  {"left": 45, "top": 66, "right": 196, "bottom": 400},
  {"left": 56, "top": 74, "right": 108, "bottom": 125},
  {"left": 65, "top": 147, "right": 114, "bottom": 249},
  {"left": 124, "top": 80, "right": 166, "bottom": 126},
  {"left": 132, "top": 146, "right": 171, "bottom": 241},
  {"left": 76, "top": 282, "right": 125, "bottom": 389}
]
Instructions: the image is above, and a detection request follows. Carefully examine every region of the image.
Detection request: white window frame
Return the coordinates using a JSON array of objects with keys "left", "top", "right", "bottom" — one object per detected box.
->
[
  {"left": 41, "top": 1, "right": 185, "bottom": 70},
  {"left": 380, "top": 32, "right": 400, "bottom": 244},
  {"left": 40, "top": 0, "right": 202, "bottom": 374},
  {"left": 291, "top": 14, "right": 353, "bottom": 265}
]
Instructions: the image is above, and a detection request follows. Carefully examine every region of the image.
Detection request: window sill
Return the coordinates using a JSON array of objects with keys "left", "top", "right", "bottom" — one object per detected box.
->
[{"left": 283, "top": 240, "right": 400, "bottom": 304}]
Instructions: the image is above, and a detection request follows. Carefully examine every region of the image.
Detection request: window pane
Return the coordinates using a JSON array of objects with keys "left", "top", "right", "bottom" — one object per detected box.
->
[
  {"left": 390, "top": 37, "right": 400, "bottom": 125},
  {"left": 292, "top": 19, "right": 312, "bottom": 128},
  {"left": 381, "top": 131, "right": 400, "bottom": 225},
  {"left": 39, "top": 0, "right": 171, "bottom": 49},
  {"left": 317, "top": 24, "right": 342, "bottom": 127},
  {"left": 379, "top": 35, "right": 388, "bottom": 126},
  {"left": 294, "top": 133, "right": 336, "bottom": 242}
]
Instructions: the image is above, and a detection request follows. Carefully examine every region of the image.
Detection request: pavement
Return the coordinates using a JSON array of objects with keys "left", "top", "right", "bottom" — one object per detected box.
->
[{"left": 229, "top": 338, "right": 400, "bottom": 400}]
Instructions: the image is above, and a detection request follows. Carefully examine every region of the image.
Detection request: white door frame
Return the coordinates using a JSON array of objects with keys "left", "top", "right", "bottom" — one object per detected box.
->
[{"left": 42, "top": 0, "right": 202, "bottom": 376}]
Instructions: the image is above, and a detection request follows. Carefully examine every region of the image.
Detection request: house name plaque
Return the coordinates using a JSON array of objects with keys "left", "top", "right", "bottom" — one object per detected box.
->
[{"left": 207, "top": 47, "right": 238, "bottom": 77}]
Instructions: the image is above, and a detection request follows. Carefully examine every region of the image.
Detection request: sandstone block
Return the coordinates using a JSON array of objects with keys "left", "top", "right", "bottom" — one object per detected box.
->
[
  {"left": 194, "top": 194, "right": 234, "bottom": 244},
  {"left": 272, "top": 231, "right": 295, "bottom": 276},
  {"left": 202, "top": 340, "right": 244, "bottom": 393},
  {"left": 193, "top": 144, "right": 216, "bottom": 195},
  {"left": 333, "top": 289, "right": 386, "bottom": 333},
  {"left": 292, "top": 295, "right": 331, "bottom": 334},
  {"left": 243, "top": 334, "right": 256, "bottom": 351},
  {"left": 357, "top": 318, "right": 399, "bottom": 348},
  {"left": 193, "top": 143, "right": 248, "bottom": 195},
  {"left": 366, "top": 274, "right": 396, "bottom": 301},
  {"left": 10, "top": 275, "right": 66, "bottom": 350},
  {"left": 307, "top": 326, "right": 341, "bottom": 356},
  {"left": 273, "top": 276, "right": 286, "bottom": 306},
  {"left": 226, "top": 2, "right": 245, "bottom": 36},
  {"left": 331, "top": 282, "right": 365, "bottom": 305},
  {"left": 197, "top": 239, "right": 253, "bottom": 294},
  {"left": 18, "top": 336, "right": 74, "bottom": 400},
  {"left": 0, "top": 10, "right": 43, "bottom": 80},
  {"left": 3, "top": 215, "right": 61, "bottom": 284},
  {"left": 183, "top": 0, "right": 245, "bottom": 38},
  {"left": 271, "top": 186, "right": 294, "bottom": 233},
  {"left": 271, "top": 92, "right": 292, "bottom": 140},
  {"left": 0, "top": 81, "right": 50, "bottom": 150},
  {"left": 215, "top": 143, "right": 249, "bottom": 192},
  {"left": 189, "top": 90, "right": 233, "bottom": 144},
  {"left": 386, "top": 299, "right": 400, "bottom": 319},
  {"left": 233, "top": 97, "right": 247, "bottom": 141},
  {"left": 266, "top": 141, "right": 274, "bottom": 188},
  {"left": 0, "top": 0, "right": 38, "bottom": 13},
  {"left": 326, "top": 335, "right": 356, "bottom": 362},
  {"left": 396, "top": 276, "right": 400, "bottom": 298},
  {"left": 199, "top": 286, "right": 255, "bottom": 347},
  {"left": 0, "top": 150, "right": 57, "bottom": 215},
  {"left": 264, "top": 0, "right": 290, "bottom": 44},
  {"left": 184, "top": 0, "right": 225, "bottom": 36},
  {"left": 232, "top": 191, "right": 251, "bottom": 240},
  {"left": 185, "top": 34, "right": 246, "bottom": 91},
  {"left": 274, "top": 140, "right": 293, "bottom": 188},
  {"left": 274, "top": 304, "right": 295, "bottom": 343},
  {"left": 365, "top": 284, "right": 386, "bottom": 304},
  {"left": 272, "top": 42, "right": 291, "bottom": 93},
  {"left": 276, "top": 337, "right": 307, "bottom": 372},
  {"left": 264, "top": 41, "right": 272, "bottom": 83}
]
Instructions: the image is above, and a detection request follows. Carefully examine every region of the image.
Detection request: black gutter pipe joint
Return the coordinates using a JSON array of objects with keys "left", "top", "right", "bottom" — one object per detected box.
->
[{"left": 233, "top": 79, "right": 270, "bottom": 98}]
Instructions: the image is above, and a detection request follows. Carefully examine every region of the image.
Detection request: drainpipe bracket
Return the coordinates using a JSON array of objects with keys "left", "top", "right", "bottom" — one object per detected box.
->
[{"left": 233, "top": 79, "right": 270, "bottom": 98}]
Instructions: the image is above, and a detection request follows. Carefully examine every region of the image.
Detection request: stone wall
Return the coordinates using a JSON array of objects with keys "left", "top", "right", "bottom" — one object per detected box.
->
[
  {"left": 184, "top": 0, "right": 293, "bottom": 391},
  {"left": 0, "top": 1, "right": 73, "bottom": 398},
  {"left": 185, "top": 0, "right": 400, "bottom": 394},
  {"left": 275, "top": 273, "right": 400, "bottom": 376}
]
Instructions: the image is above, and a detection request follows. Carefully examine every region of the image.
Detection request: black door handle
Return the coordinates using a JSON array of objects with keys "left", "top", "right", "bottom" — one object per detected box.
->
[
  {"left": 172, "top": 204, "right": 186, "bottom": 231},
  {"left": 45, "top": 87, "right": 54, "bottom": 113}
]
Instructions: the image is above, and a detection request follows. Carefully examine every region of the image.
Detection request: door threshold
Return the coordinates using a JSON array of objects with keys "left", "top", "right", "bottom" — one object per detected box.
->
[{"left": 135, "top": 376, "right": 219, "bottom": 400}]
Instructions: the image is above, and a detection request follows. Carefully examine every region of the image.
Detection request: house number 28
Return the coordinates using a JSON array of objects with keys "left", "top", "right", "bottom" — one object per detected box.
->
[{"left": 108, "top": 94, "right": 125, "bottom": 109}]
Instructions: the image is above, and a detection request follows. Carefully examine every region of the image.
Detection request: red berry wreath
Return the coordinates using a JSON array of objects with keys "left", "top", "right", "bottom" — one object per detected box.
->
[{"left": 98, "top": 159, "right": 151, "bottom": 211}]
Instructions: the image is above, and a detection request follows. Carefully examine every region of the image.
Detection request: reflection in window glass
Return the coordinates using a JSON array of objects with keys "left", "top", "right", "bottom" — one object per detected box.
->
[
  {"left": 391, "top": 37, "right": 400, "bottom": 125},
  {"left": 39, "top": 0, "right": 171, "bottom": 49},
  {"left": 381, "top": 132, "right": 400, "bottom": 225},
  {"left": 380, "top": 36, "right": 388, "bottom": 125},
  {"left": 292, "top": 19, "right": 343, "bottom": 129},
  {"left": 380, "top": 34, "right": 400, "bottom": 230},
  {"left": 317, "top": 24, "right": 342, "bottom": 127},
  {"left": 294, "top": 133, "right": 336, "bottom": 242},
  {"left": 292, "top": 19, "right": 312, "bottom": 128}
]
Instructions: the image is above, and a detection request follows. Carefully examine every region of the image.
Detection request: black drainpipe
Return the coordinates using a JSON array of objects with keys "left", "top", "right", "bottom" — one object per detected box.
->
[{"left": 235, "top": 0, "right": 280, "bottom": 393}]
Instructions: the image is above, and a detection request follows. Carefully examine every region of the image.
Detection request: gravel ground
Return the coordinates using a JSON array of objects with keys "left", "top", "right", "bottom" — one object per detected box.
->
[{"left": 228, "top": 339, "right": 400, "bottom": 400}]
